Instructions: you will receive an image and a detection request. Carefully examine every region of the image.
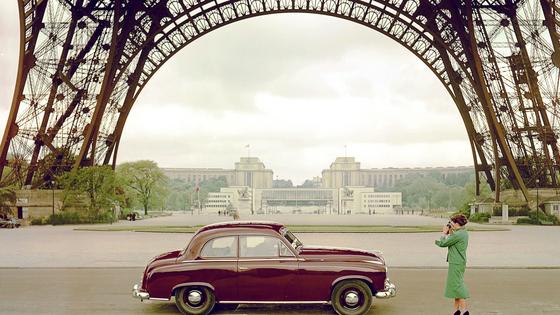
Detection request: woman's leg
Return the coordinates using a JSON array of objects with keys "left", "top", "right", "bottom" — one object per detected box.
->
[
  {"left": 458, "top": 299, "right": 467, "bottom": 311},
  {"left": 454, "top": 298, "right": 460, "bottom": 310}
]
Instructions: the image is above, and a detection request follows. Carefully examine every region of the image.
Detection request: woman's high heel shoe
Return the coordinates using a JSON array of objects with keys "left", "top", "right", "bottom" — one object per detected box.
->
[{"left": 453, "top": 311, "right": 461, "bottom": 315}]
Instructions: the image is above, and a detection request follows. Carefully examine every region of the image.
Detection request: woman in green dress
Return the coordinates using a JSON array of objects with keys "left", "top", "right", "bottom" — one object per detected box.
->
[{"left": 435, "top": 214, "right": 470, "bottom": 315}]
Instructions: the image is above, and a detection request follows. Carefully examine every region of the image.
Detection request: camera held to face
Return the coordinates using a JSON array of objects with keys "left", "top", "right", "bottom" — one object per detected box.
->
[{"left": 445, "top": 221, "right": 453, "bottom": 234}]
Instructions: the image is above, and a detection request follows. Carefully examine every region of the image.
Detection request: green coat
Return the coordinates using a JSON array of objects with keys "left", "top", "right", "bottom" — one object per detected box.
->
[
  {"left": 435, "top": 227, "right": 470, "bottom": 299},
  {"left": 435, "top": 228, "right": 468, "bottom": 265}
]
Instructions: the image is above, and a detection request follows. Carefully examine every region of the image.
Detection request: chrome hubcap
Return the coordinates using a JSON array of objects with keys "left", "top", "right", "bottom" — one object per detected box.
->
[
  {"left": 344, "top": 291, "right": 360, "bottom": 307},
  {"left": 187, "top": 290, "right": 202, "bottom": 305}
]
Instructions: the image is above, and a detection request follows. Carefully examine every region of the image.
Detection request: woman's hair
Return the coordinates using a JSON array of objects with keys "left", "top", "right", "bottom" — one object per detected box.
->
[{"left": 450, "top": 214, "right": 468, "bottom": 226}]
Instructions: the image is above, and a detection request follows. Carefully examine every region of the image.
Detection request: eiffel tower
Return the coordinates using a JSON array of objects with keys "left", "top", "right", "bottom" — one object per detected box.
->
[{"left": 1, "top": 0, "right": 560, "bottom": 204}]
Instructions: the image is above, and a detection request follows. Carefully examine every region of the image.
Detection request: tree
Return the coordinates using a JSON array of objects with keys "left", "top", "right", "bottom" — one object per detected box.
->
[
  {"left": 166, "top": 178, "right": 194, "bottom": 211},
  {"left": 59, "top": 166, "right": 118, "bottom": 216},
  {"left": 273, "top": 179, "right": 293, "bottom": 188},
  {"left": 299, "top": 179, "right": 319, "bottom": 188},
  {"left": 198, "top": 176, "right": 228, "bottom": 202},
  {"left": 379, "top": 172, "right": 491, "bottom": 211},
  {"left": 0, "top": 186, "right": 17, "bottom": 217},
  {"left": 117, "top": 160, "right": 168, "bottom": 215}
]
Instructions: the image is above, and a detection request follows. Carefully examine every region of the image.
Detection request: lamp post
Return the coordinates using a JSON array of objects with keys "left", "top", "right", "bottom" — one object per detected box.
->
[
  {"left": 51, "top": 180, "right": 56, "bottom": 216},
  {"left": 536, "top": 179, "right": 540, "bottom": 214}
]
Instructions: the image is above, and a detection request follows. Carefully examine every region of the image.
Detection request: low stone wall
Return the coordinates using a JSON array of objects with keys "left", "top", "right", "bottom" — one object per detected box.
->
[{"left": 15, "top": 189, "right": 64, "bottom": 220}]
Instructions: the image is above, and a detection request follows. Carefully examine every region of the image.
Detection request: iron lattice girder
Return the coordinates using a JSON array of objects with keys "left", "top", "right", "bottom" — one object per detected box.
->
[{"left": 1, "top": 0, "right": 560, "bottom": 202}]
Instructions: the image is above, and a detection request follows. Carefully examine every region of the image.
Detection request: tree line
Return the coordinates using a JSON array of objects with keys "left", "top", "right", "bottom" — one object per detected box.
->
[
  {"left": 0, "top": 160, "right": 229, "bottom": 222},
  {"left": 376, "top": 171, "right": 491, "bottom": 211},
  {"left": 59, "top": 160, "right": 228, "bottom": 217}
]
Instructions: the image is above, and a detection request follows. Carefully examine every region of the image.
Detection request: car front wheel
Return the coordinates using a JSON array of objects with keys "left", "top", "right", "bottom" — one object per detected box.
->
[
  {"left": 175, "top": 286, "right": 215, "bottom": 315},
  {"left": 331, "top": 280, "right": 373, "bottom": 315}
]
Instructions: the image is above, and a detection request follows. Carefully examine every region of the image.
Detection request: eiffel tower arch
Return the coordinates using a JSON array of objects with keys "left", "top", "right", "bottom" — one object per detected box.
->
[{"left": 1, "top": 0, "right": 560, "bottom": 204}]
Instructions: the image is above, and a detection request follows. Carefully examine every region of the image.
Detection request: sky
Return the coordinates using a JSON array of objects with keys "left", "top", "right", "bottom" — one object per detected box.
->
[{"left": 0, "top": 2, "right": 473, "bottom": 185}]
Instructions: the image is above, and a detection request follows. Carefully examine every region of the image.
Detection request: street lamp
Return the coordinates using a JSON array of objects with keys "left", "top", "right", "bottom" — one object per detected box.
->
[
  {"left": 536, "top": 179, "right": 540, "bottom": 214},
  {"left": 51, "top": 180, "right": 56, "bottom": 216}
]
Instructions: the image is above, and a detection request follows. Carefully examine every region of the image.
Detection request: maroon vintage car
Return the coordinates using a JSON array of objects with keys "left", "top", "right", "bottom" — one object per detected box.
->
[{"left": 132, "top": 221, "right": 396, "bottom": 315}]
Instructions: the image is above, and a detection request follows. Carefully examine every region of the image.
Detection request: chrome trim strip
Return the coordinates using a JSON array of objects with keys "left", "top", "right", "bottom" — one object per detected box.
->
[
  {"left": 182, "top": 259, "right": 237, "bottom": 263},
  {"left": 218, "top": 301, "right": 329, "bottom": 304},
  {"left": 238, "top": 258, "right": 299, "bottom": 262},
  {"left": 182, "top": 258, "right": 300, "bottom": 263},
  {"left": 362, "top": 260, "right": 384, "bottom": 265},
  {"left": 150, "top": 297, "right": 171, "bottom": 301}
]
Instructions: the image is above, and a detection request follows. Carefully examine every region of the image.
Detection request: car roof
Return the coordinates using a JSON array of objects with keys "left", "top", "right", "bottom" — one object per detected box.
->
[{"left": 196, "top": 221, "right": 285, "bottom": 234}]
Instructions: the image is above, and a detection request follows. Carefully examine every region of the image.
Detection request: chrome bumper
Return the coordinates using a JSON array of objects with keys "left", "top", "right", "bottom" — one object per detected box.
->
[
  {"left": 132, "top": 284, "right": 150, "bottom": 301},
  {"left": 375, "top": 279, "right": 397, "bottom": 299}
]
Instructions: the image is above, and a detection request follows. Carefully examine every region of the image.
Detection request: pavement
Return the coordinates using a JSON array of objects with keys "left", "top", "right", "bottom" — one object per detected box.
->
[
  {"left": 0, "top": 268, "right": 559, "bottom": 315},
  {"left": 2, "top": 213, "right": 560, "bottom": 314},
  {"left": 1, "top": 214, "right": 560, "bottom": 268}
]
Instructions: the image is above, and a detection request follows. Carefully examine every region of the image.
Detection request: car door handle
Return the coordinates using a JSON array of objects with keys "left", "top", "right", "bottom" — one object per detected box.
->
[{"left": 239, "top": 266, "right": 249, "bottom": 271}]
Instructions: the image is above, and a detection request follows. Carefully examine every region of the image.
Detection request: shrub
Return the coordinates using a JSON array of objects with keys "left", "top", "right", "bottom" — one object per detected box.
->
[
  {"left": 516, "top": 211, "right": 560, "bottom": 225},
  {"left": 29, "top": 217, "right": 46, "bottom": 225},
  {"left": 46, "top": 210, "right": 115, "bottom": 225},
  {"left": 88, "top": 211, "right": 114, "bottom": 224},
  {"left": 469, "top": 212, "right": 492, "bottom": 223},
  {"left": 47, "top": 211, "right": 83, "bottom": 225},
  {"left": 516, "top": 217, "right": 533, "bottom": 224}
]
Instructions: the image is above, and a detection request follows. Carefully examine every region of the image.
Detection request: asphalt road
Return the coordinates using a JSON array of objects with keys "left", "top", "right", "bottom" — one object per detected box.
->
[{"left": 1, "top": 268, "right": 559, "bottom": 315}]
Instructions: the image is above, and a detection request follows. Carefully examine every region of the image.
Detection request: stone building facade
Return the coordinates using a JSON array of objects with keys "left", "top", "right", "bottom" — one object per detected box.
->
[
  {"left": 163, "top": 157, "right": 273, "bottom": 188},
  {"left": 322, "top": 157, "right": 473, "bottom": 188},
  {"left": 204, "top": 186, "right": 402, "bottom": 215}
]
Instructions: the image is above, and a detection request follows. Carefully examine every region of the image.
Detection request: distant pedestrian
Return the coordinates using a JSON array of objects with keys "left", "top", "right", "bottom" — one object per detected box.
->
[{"left": 435, "top": 214, "right": 470, "bottom": 315}]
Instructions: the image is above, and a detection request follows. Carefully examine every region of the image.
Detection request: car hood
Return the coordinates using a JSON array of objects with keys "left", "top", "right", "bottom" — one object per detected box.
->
[{"left": 298, "top": 245, "right": 384, "bottom": 262}]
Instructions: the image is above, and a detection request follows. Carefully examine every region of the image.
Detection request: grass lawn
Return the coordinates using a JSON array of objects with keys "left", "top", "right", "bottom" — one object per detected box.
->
[{"left": 74, "top": 225, "right": 509, "bottom": 233}]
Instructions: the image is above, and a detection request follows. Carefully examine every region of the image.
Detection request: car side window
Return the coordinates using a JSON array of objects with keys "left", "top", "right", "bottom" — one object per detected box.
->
[
  {"left": 240, "top": 236, "right": 280, "bottom": 258},
  {"left": 279, "top": 242, "right": 295, "bottom": 257},
  {"left": 200, "top": 236, "right": 237, "bottom": 258}
]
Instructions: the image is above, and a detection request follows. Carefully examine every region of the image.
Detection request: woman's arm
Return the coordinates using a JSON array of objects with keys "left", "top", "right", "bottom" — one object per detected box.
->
[{"left": 435, "top": 232, "right": 461, "bottom": 247}]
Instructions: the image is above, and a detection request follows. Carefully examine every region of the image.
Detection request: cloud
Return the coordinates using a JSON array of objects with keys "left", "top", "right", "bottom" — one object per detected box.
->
[{"left": 138, "top": 14, "right": 421, "bottom": 111}]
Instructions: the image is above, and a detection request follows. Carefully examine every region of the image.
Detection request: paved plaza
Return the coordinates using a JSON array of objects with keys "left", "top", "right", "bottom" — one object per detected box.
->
[
  {"left": 1, "top": 214, "right": 560, "bottom": 268},
  {"left": 1, "top": 214, "right": 560, "bottom": 314}
]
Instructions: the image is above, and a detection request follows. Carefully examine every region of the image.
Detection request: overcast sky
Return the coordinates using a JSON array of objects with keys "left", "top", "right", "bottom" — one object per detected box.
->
[{"left": 0, "top": 3, "right": 472, "bottom": 184}]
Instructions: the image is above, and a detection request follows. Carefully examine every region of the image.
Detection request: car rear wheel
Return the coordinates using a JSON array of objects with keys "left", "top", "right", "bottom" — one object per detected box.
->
[
  {"left": 175, "top": 286, "right": 215, "bottom": 315},
  {"left": 331, "top": 280, "right": 373, "bottom": 315}
]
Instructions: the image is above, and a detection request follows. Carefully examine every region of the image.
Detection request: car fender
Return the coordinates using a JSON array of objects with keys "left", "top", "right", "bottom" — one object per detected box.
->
[
  {"left": 172, "top": 282, "right": 216, "bottom": 295},
  {"left": 331, "top": 275, "right": 376, "bottom": 294}
]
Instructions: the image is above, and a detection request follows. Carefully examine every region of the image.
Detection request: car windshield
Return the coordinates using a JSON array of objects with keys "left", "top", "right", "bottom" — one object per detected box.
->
[{"left": 283, "top": 229, "right": 303, "bottom": 250}]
